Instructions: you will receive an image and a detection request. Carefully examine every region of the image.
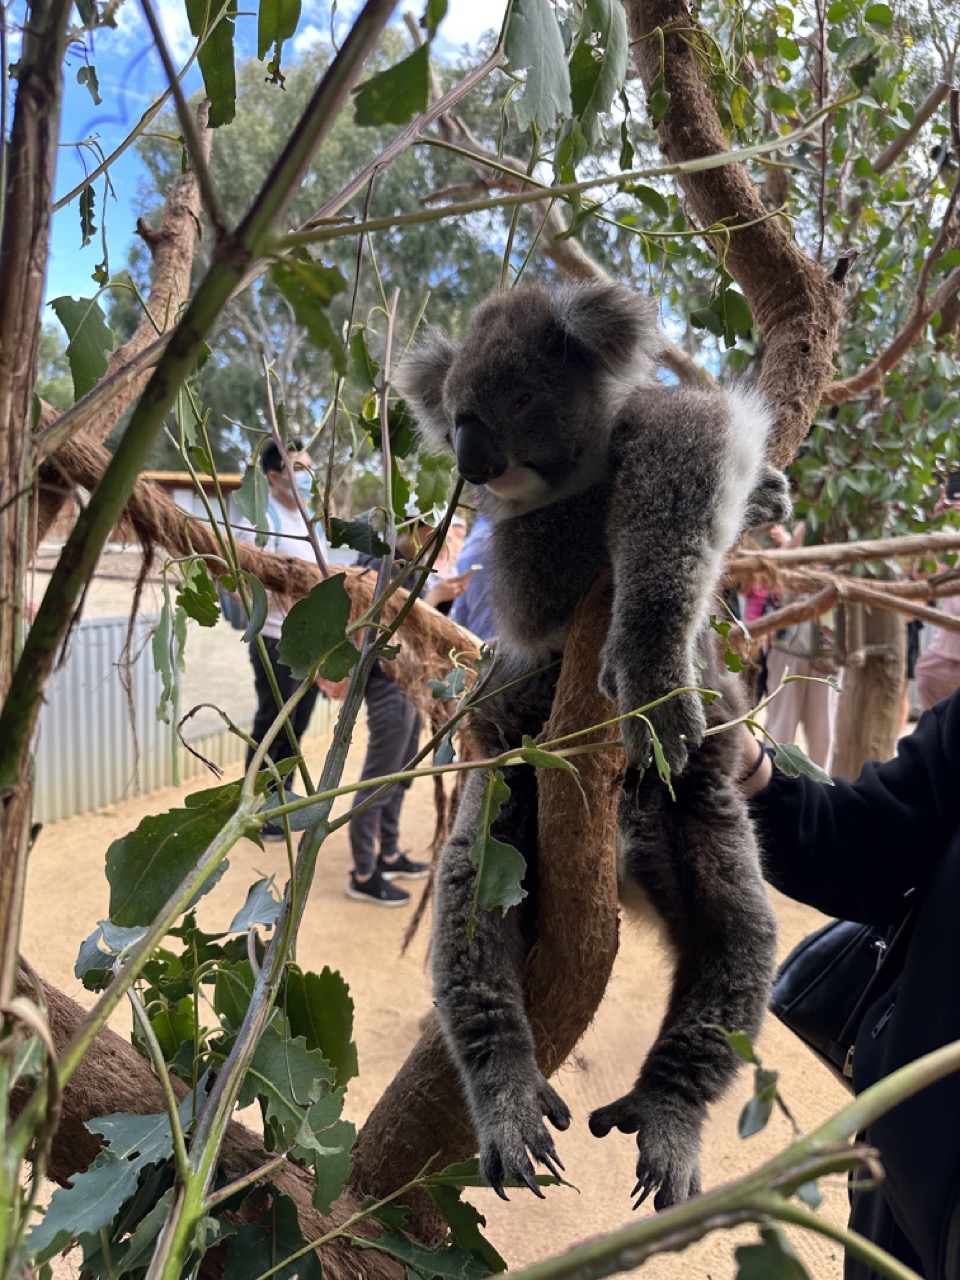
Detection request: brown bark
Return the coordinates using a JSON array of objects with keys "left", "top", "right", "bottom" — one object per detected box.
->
[
  {"left": 0, "top": 0, "right": 73, "bottom": 1008},
  {"left": 349, "top": 576, "right": 623, "bottom": 1224},
  {"left": 12, "top": 973, "right": 404, "bottom": 1280},
  {"left": 831, "top": 604, "right": 905, "bottom": 778},
  {"left": 623, "top": 0, "right": 844, "bottom": 467}
]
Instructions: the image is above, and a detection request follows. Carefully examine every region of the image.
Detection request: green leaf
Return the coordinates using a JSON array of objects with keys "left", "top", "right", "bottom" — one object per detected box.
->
[
  {"left": 722, "top": 288, "right": 754, "bottom": 338},
  {"left": 354, "top": 1229, "right": 491, "bottom": 1280},
  {"left": 239, "top": 571, "right": 269, "bottom": 642},
  {"left": 223, "top": 1191, "right": 322, "bottom": 1280},
  {"left": 735, "top": 1226, "right": 811, "bottom": 1279},
  {"left": 283, "top": 963, "right": 359, "bottom": 1087},
  {"left": 106, "top": 782, "right": 239, "bottom": 926},
  {"left": 776, "top": 36, "right": 801, "bottom": 59},
  {"left": 235, "top": 464, "right": 271, "bottom": 547},
  {"left": 772, "top": 741, "right": 834, "bottom": 783},
  {"left": 517, "top": 734, "right": 588, "bottom": 809},
  {"left": 427, "top": 1184, "right": 508, "bottom": 1273},
  {"left": 270, "top": 256, "right": 347, "bottom": 373},
  {"left": 689, "top": 305, "right": 725, "bottom": 336},
  {"left": 77, "top": 64, "right": 102, "bottom": 104},
  {"left": 468, "top": 772, "right": 527, "bottom": 935},
  {"left": 765, "top": 85, "right": 797, "bottom": 116},
  {"left": 29, "top": 1097, "right": 197, "bottom": 1261},
  {"left": 277, "top": 573, "right": 358, "bottom": 680},
  {"left": 257, "top": 0, "right": 301, "bottom": 64},
  {"left": 329, "top": 514, "right": 390, "bottom": 558},
  {"left": 353, "top": 45, "right": 430, "bottom": 126},
  {"left": 738, "top": 1066, "right": 779, "bottom": 1137},
  {"left": 729, "top": 82, "right": 749, "bottom": 127},
  {"left": 420, "top": 0, "right": 447, "bottom": 39},
  {"left": 863, "top": 3, "right": 894, "bottom": 29},
  {"left": 428, "top": 666, "right": 469, "bottom": 701},
  {"left": 505, "top": 0, "right": 572, "bottom": 133},
  {"left": 185, "top": 0, "right": 237, "bottom": 127},
  {"left": 228, "top": 876, "right": 281, "bottom": 933},
  {"left": 796, "top": 1179, "right": 823, "bottom": 1209},
  {"left": 214, "top": 960, "right": 255, "bottom": 1031},
  {"left": 311, "top": 1118, "right": 356, "bottom": 1213},
  {"left": 826, "top": 0, "right": 848, "bottom": 18},
  {"left": 566, "top": 0, "right": 628, "bottom": 147},
  {"left": 28, "top": 1152, "right": 142, "bottom": 1261},
  {"left": 416, "top": 452, "right": 454, "bottom": 509},
  {"left": 235, "top": 1021, "right": 337, "bottom": 1150},
  {"left": 79, "top": 185, "right": 97, "bottom": 249},
  {"left": 177, "top": 559, "right": 220, "bottom": 627},
  {"left": 50, "top": 295, "right": 114, "bottom": 400},
  {"left": 624, "top": 182, "right": 669, "bottom": 219}
]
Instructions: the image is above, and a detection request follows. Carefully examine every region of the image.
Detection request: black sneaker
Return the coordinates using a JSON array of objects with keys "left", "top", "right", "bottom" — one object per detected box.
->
[
  {"left": 378, "top": 852, "right": 430, "bottom": 881},
  {"left": 259, "top": 821, "right": 289, "bottom": 843},
  {"left": 345, "top": 869, "right": 410, "bottom": 906}
]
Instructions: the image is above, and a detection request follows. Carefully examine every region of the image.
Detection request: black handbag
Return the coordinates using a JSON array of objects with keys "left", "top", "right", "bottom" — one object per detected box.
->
[{"left": 771, "top": 912, "right": 914, "bottom": 1091}]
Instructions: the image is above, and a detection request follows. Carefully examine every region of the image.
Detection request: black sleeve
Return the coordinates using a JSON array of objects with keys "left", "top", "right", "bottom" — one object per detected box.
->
[{"left": 751, "top": 691, "right": 960, "bottom": 926}]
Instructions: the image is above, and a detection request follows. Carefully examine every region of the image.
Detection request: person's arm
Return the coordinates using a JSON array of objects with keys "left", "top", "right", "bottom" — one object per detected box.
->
[{"left": 739, "top": 692, "right": 960, "bottom": 924}]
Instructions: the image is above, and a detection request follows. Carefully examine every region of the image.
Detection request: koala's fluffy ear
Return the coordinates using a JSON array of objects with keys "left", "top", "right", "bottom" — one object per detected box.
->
[
  {"left": 552, "top": 282, "right": 660, "bottom": 380},
  {"left": 393, "top": 329, "right": 458, "bottom": 454}
]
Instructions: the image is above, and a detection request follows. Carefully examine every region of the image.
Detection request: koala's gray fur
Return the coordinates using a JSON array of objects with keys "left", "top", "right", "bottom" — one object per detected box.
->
[{"left": 395, "top": 281, "right": 790, "bottom": 1212}]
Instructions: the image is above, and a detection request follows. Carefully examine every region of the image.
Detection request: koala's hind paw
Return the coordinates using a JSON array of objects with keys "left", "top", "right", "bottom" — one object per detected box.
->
[
  {"left": 480, "top": 1078, "right": 571, "bottom": 1201},
  {"left": 589, "top": 1090, "right": 703, "bottom": 1212},
  {"left": 743, "top": 465, "right": 792, "bottom": 530}
]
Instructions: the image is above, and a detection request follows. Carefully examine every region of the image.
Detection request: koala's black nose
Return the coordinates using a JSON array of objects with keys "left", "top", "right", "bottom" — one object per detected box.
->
[{"left": 454, "top": 417, "right": 507, "bottom": 485}]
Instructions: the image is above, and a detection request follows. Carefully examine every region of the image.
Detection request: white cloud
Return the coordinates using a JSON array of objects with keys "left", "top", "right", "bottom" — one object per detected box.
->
[
  {"left": 154, "top": 0, "right": 194, "bottom": 62},
  {"left": 292, "top": 22, "right": 325, "bottom": 54}
]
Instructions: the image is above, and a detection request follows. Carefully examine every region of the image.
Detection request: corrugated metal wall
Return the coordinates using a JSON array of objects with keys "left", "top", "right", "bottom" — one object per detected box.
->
[{"left": 32, "top": 616, "right": 333, "bottom": 825}]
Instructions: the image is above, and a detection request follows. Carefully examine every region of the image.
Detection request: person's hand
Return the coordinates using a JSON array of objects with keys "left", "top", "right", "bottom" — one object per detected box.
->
[
  {"left": 424, "top": 570, "right": 473, "bottom": 606},
  {"left": 317, "top": 676, "right": 348, "bottom": 700}
]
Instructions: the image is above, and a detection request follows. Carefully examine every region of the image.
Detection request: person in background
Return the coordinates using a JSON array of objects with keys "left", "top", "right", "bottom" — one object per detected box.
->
[
  {"left": 237, "top": 439, "right": 330, "bottom": 840},
  {"left": 451, "top": 513, "right": 497, "bottom": 643},
  {"left": 763, "top": 520, "right": 839, "bottom": 769},
  {"left": 345, "top": 523, "right": 469, "bottom": 906},
  {"left": 739, "top": 692, "right": 960, "bottom": 1280}
]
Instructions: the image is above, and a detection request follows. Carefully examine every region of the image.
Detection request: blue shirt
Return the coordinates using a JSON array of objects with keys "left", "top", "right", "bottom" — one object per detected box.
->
[{"left": 451, "top": 516, "right": 497, "bottom": 642}]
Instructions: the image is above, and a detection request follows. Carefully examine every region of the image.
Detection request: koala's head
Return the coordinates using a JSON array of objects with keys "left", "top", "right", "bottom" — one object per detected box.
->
[{"left": 395, "top": 282, "right": 660, "bottom": 517}]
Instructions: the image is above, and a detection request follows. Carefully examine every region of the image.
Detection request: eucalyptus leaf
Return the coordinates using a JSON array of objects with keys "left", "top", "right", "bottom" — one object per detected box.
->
[
  {"left": 185, "top": 0, "right": 238, "bottom": 126},
  {"left": 50, "top": 295, "right": 114, "bottom": 400},
  {"left": 270, "top": 256, "right": 347, "bottom": 373},
  {"left": 467, "top": 772, "right": 527, "bottom": 935},
  {"left": 735, "top": 1225, "right": 811, "bottom": 1279},
  {"left": 505, "top": 0, "right": 572, "bottom": 133},
  {"left": 283, "top": 963, "right": 359, "bottom": 1086},
  {"left": 228, "top": 875, "right": 281, "bottom": 933},
  {"left": 277, "top": 573, "right": 358, "bottom": 680},
  {"left": 330, "top": 514, "right": 390, "bottom": 557},
  {"left": 353, "top": 44, "right": 430, "bottom": 126},
  {"left": 223, "top": 1191, "right": 322, "bottom": 1280},
  {"left": 106, "top": 782, "right": 239, "bottom": 926}
]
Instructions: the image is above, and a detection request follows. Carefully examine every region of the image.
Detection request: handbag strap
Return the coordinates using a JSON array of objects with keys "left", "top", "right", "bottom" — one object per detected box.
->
[{"left": 827, "top": 905, "right": 917, "bottom": 1076}]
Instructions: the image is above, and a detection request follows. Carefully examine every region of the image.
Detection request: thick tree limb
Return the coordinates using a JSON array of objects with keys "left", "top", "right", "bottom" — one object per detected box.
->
[{"left": 624, "top": 0, "right": 844, "bottom": 466}]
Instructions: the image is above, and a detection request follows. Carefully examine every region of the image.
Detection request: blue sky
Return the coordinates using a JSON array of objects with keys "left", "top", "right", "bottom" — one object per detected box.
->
[{"left": 44, "top": 0, "right": 502, "bottom": 306}]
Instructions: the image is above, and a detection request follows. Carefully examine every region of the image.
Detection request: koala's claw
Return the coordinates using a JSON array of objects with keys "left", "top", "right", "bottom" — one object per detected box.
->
[
  {"left": 480, "top": 1078, "right": 571, "bottom": 1200},
  {"left": 589, "top": 1089, "right": 703, "bottom": 1214}
]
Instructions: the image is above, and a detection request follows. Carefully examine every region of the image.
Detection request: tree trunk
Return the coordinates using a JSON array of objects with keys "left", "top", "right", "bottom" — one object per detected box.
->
[{"left": 832, "top": 603, "right": 905, "bottom": 779}]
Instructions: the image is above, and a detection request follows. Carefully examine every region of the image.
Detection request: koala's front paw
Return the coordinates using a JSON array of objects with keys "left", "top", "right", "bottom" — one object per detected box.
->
[
  {"left": 743, "top": 464, "right": 792, "bottom": 530},
  {"left": 589, "top": 1089, "right": 703, "bottom": 1212},
  {"left": 479, "top": 1076, "right": 571, "bottom": 1200},
  {"left": 617, "top": 685, "right": 706, "bottom": 777}
]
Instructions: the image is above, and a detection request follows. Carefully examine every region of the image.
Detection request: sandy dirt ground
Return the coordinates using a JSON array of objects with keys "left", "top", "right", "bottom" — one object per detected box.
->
[{"left": 24, "top": 549, "right": 853, "bottom": 1277}]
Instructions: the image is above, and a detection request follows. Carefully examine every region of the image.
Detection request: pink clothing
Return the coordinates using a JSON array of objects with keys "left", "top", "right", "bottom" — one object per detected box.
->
[
  {"left": 924, "top": 591, "right": 960, "bottom": 662},
  {"left": 744, "top": 588, "right": 769, "bottom": 625}
]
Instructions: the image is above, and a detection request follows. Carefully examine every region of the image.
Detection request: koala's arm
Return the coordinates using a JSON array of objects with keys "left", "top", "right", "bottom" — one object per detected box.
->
[
  {"left": 432, "top": 767, "right": 570, "bottom": 1196},
  {"left": 601, "top": 387, "right": 772, "bottom": 774}
]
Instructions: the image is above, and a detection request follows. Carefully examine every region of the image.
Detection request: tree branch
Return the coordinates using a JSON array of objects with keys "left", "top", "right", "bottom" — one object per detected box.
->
[{"left": 624, "top": 0, "right": 844, "bottom": 466}]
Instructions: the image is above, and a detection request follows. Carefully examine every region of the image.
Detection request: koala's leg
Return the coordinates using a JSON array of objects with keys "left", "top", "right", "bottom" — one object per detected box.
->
[
  {"left": 601, "top": 388, "right": 774, "bottom": 775},
  {"left": 432, "top": 765, "right": 571, "bottom": 1199},
  {"left": 589, "top": 760, "right": 777, "bottom": 1211}
]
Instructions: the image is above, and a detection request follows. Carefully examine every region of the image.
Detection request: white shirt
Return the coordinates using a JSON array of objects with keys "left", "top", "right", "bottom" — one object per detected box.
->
[{"left": 236, "top": 498, "right": 331, "bottom": 640}]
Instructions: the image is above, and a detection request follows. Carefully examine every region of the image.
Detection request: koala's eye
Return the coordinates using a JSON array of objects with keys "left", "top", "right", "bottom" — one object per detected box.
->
[{"left": 513, "top": 393, "right": 532, "bottom": 411}]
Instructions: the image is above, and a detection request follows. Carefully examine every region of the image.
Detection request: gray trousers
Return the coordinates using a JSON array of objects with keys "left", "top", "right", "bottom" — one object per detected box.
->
[{"left": 348, "top": 669, "right": 421, "bottom": 876}]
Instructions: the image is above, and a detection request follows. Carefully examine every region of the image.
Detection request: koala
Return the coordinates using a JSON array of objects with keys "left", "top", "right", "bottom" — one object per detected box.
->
[{"left": 395, "top": 282, "right": 790, "bottom": 1212}]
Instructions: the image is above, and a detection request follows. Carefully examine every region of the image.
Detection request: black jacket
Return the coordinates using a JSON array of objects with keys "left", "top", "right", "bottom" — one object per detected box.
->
[{"left": 751, "top": 692, "right": 960, "bottom": 1280}]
